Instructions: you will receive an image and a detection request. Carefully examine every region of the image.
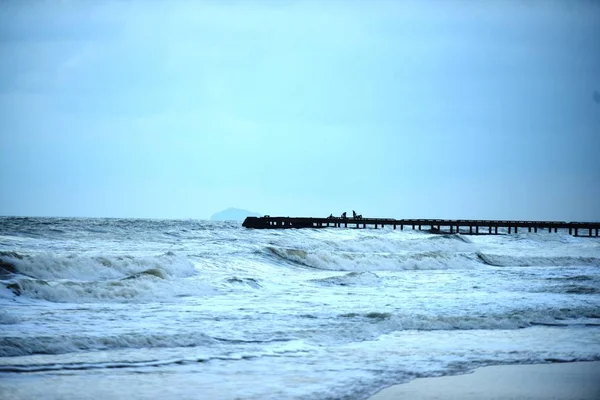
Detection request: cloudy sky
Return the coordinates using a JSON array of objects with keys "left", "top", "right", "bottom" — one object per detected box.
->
[{"left": 1, "top": 0, "right": 599, "bottom": 220}]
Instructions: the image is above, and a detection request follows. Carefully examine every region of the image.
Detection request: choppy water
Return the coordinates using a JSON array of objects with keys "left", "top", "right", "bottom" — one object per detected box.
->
[{"left": 1, "top": 217, "right": 599, "bottom": 399}]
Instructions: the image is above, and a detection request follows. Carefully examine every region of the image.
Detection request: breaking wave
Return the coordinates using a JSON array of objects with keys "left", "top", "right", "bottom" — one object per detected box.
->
[
  {"left": 267, "top": 246, "right": 481, "bottom": 271},
  {"left": 310, "top": 272, "right": 382, "bottom": 286},
  {"left": 0, "top": 310, "right": 20, "bottom": 325},
  {"left": 0, "top": 338, "right": 312, "bottom": 374},
  {"left": 0, "top": 331, "right": 216, "bottom": 357},
  {"left": 0, "top": 251, "right": 196, "bottom": 281},
  {"left": 323, "top": 307, "right": 600, "bottom": 343},
  {"left": 0, "top": 331, "right": 300, "bottom": 358},
  {"left": 0, "top": 251, "right": 215, "bottom": 303},
  {"left": 267, "top": 246, "right": 600, "bottom": 271},
  {"left": 477, "top": 253, "right": 600, "bottom": 267},
  {"left": 2, "top": 274, "right": 215, "bottom": 303}
]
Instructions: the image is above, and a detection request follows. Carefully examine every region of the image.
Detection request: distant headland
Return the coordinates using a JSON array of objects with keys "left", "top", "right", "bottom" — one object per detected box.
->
[{"left": 210, "top": 208, "right": 261, "bottom": 222}]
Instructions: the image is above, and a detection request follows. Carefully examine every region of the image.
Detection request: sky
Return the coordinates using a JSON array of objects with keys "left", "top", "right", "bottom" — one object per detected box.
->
[{"left": 1, "top": 0, "right": 599, "bottom": 220}]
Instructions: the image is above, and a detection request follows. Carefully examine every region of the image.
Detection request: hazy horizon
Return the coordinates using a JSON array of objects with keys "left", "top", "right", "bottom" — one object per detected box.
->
[{"left": 1, "top": 0, "right": 599, "bottom": 221}]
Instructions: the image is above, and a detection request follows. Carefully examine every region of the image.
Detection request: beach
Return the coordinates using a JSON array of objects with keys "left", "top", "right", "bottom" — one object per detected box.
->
[{"left": 369, "top": 361, "right": 600, "bottom": 400}]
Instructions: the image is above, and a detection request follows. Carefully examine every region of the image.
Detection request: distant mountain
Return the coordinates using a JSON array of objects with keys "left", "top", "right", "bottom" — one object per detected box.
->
[{"left": 210, "top": 208, "right": 262, "bottom": 221}]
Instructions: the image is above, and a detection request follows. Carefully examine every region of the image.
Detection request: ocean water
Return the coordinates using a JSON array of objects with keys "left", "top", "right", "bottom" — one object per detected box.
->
[{"left": 1, "top": 217, "right": 599, "bottom": 399}]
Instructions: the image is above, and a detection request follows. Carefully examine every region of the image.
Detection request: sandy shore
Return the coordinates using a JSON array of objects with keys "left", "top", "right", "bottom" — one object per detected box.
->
[{"left": 368, "top": 361, "right": 600, "bottom": 400}]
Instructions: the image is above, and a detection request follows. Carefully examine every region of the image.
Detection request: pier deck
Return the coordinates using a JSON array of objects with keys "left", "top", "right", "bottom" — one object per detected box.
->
[{"left": 242, "top": 216, "right": 600, "bottom": 236}]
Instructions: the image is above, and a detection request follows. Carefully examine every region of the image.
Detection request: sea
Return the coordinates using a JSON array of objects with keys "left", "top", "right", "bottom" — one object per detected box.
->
[{"left": 1, "top": 217, "right": 599, "bottom": 399}]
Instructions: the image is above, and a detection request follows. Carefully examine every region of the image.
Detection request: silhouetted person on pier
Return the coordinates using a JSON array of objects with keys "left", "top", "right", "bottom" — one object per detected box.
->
[
  {"left": 328, "top": 214, "right": 334, "bottom": 219},
  {"left": 341, "top": 212, "right": 347, "bottom": 219},
  {"left": 352, "top": 210, "right": 357, "bottom": 219}
]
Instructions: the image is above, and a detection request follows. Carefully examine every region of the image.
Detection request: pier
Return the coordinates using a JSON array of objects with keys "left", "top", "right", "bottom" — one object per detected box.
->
[{"left": 242, "top": 216, "right": 600, "bottom": 236}]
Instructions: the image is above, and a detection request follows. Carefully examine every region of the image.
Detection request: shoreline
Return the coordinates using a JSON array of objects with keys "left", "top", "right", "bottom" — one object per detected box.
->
[{"left": 368, "top": 361, "right": 600, "bottom": 400}]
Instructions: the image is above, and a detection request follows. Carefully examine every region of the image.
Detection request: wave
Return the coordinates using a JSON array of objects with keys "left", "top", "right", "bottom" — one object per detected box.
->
[
  {"left": 2, "top": 274, "right": 214, "bottom": 303},
  {"left": 0, "top": 251, "right": 197, "bottom": 281},
  {"left": 0, "top": 339, "right": 312, "bottom": 373},
  {"left": 0, "top": 254, "right": 26, "bottom": 279},
  {"left": 0, "top": 310, "right": 20, "bottom": 325},
  {"left": 315, "top": 233, "right": 477, "bottom": 254},
  {"left": 540, "top": 285, "right": 600, "bottom": 295},
  {"left": 0, "top": 357, "right": 236, "bottom": 373},
  {"left": 429, "top": 233, "right": 473, "bottom": 243},
  {"left": 330, "top": 308, "right": 600, "bottom": 333},
  {"left": 3, "top": 308, "right": 598, "bottom": 359},
  {"left": 223, "top": 277, "right": 262, "bottom": 289},
  {"left": 122, "top": 268, "right": 166, "bottom": 280},
  {"left": 0, "top": 250, "right": 212, "bottom": 303},
  {"left": 477, "top": 253, "right": 600, "bottom": 267},
  {"left": 266, "top": 245, "right": 600, "bottom": 272},
  {"left": 0, "top": 331, "right": 302, "bottom": 358},
  {"left": 267, "top": 246, "right": 482, "bottom": 271},
  {"left": 310, "top": 272, "right": 383, "bottom": 286},
  {"left": 0, "top": 331, "right": 217, "bottom": 357}
]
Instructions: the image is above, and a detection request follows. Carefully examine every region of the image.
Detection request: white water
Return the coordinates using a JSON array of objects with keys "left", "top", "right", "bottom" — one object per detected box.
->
[{"left": 1, "top": 218, "right": 599, "bottom": 399}]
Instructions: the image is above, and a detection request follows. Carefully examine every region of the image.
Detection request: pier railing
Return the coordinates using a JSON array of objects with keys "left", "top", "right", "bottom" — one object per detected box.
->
[{"left": 242, "top": 216, "right": 600, "bottom": 236}]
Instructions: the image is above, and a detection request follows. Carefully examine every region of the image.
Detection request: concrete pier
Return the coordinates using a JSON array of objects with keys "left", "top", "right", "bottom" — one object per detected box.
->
[{"left": 242, "top": 216, "right": 600, "bottom": 237}]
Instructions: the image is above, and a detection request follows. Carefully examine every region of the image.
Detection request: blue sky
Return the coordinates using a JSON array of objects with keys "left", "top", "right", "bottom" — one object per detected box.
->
[{"left": 1, "top": 0, "right": 599, "bottom": 220}]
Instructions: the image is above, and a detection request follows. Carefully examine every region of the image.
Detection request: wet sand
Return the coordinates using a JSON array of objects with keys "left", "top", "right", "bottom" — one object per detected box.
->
[{"left": 368, "top": 361, "right": 600, "bottom": 400}]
